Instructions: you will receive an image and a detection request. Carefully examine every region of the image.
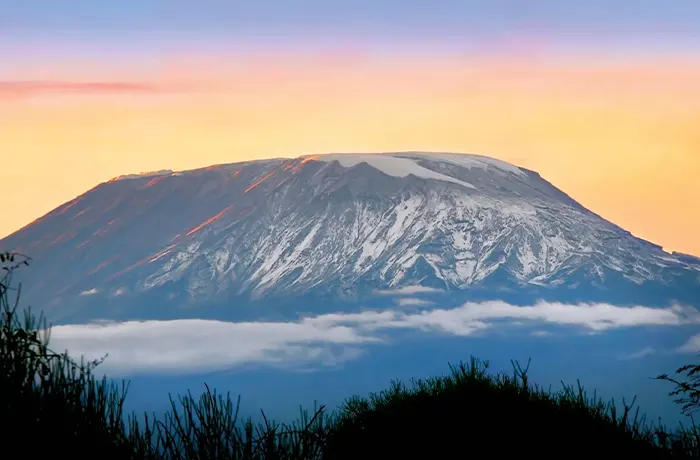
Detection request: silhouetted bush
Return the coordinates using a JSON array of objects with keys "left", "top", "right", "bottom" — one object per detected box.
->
[
  {"left": 323, "top": 357, "right": 688, "bottom": 458},
  {"left": 0, "top": 252, "right": 136, "bottom": 457},
  {"left": 655, "top": 357, "right": 700, "bottom": 455}
]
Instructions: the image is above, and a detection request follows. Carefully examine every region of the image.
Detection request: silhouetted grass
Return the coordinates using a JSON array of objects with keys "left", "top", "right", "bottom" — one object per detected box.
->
[
  {"left": 2, "top": 251, "right": 699, "bottom": 459},
  {"left": 0, "top": 252, "right": 136, "bottom": 457},
  {"left": 122, "top": 387, "right": 330, "bottom": 459},
  {"left": 323, "top": 357, "right": 699, "bottom": 458}
]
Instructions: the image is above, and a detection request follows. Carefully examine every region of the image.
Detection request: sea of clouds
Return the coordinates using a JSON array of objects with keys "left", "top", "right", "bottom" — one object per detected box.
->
[{"left": 48, "top": 296, "right": 700, "bottom": 375}]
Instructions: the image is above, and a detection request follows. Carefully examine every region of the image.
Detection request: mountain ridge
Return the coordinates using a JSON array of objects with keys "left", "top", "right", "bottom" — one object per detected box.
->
[{"left": 2, "top": 152, "right": 698, "bottom": 324}]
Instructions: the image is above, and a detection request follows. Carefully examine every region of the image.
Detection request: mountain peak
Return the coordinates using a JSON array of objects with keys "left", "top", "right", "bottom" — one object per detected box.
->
[
  {"left": 103, "top": 152, "right": 526, "bottom": 187},
  {"left": 2, "top": 151, "right": 698, "bottom": 324}
]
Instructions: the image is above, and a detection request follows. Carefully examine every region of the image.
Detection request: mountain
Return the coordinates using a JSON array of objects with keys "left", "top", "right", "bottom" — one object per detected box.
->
[{"left": 2, "top": 152, "right": 699, "bottom": 324}]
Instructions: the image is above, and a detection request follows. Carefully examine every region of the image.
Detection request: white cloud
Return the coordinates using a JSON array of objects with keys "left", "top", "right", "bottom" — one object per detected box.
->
[
  {"left": 395, "top": 298, "right": 435, "bottom": 307},
  {"left": 432, "top": 301, "right": 699, "bottom": 332},
  {"left": 618, "top": 347, "right": 656, "bottom": 360},
  {"left": 678, "top": 334, "right": 700, "bottom": 354},
  {"left": 79, "top": 288, "right": 99, "bottom": 296},
  {"left": 531, "top": 330, "right": 552, "bottom": 337},
  {"left": 47, "top": 300, "right": 700, "bottom": 375},
  {"left": 374, "top": 285, "right": 444, "bottom": 296},
  {"left": 50, "top": 317, "right": 378, "bottom": 375}
]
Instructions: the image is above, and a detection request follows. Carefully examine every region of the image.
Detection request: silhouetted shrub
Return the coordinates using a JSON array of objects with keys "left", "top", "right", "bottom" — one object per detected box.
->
[
  {"left": 0, "top": 252, "right": 136, "bottom": 457},
  {"left": 323, "top": 357, "right": 678, "bottom": 459}
]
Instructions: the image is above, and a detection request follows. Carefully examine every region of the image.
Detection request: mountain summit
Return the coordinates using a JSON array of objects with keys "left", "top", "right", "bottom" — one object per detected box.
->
[{"left": 2, "top": 152, "right": 698, "bottom": 323}]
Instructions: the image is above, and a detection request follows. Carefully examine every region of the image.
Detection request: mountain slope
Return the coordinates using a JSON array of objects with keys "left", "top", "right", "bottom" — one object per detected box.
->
[{"left": 2, "top": 152, "right": 698, "bottom": 323}]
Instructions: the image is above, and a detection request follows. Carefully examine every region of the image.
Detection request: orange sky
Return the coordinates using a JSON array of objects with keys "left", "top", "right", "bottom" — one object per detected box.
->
[{"left": 1, "top": 52, "right": 699, "bottom": 256}]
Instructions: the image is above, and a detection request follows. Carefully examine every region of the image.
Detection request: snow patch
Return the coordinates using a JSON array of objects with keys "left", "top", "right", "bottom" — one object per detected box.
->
[
  {"left": 396, "top": 152, "right": 527, "bottom": 178},
  {"left": 316, "top": 153, "right": 476, "bottom": 190}
]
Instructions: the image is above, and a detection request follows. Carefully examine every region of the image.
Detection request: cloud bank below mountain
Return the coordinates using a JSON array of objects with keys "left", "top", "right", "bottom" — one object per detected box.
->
[{"left": 49, "top": 300, "right": 700, "bottom": 375}]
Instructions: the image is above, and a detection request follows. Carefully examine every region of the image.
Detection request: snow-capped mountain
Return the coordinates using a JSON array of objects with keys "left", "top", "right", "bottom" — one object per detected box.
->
[{"left": 2, "top": 152, "right": 698, "bottom": 324}]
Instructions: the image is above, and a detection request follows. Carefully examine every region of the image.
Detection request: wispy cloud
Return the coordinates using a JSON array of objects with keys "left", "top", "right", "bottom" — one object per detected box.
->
[
  {"left": 374, "top": 285, "right": 444, "bottom": 296},
  {"left": 678, "top": 334, "right": 700, "bottom": 354},
  {"left": 395, "top": 298, "right": 435, "bottom": 307},
  {"left": 0, "top": 81, "right": 159, "bottom": 98},
  {"left": 47, "top": 300, "right": 700, "bottom": 375},
  {"left": 79, "top": 288, "right": 99, "bottom": 296},
  {"left": 112, "top": 288, "right": 128, "bottom": 297},
  {"left": 441, "top": 301, "right": 700, "bottom": 332},
  {"left": 618, "top": 347, "right": 656, "bottom": 360}
]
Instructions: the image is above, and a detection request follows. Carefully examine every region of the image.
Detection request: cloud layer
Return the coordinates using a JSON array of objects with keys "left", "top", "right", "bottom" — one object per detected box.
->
[{"left": 48, "top": 300, "right": 700, "bottom": 375}]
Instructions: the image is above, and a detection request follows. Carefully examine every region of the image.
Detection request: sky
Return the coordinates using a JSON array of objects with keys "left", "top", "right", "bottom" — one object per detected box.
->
[{"left": 1, "top": 1, "right": 700, "bottom": 255}]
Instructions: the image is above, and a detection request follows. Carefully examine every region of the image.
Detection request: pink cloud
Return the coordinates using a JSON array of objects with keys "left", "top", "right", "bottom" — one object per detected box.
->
[{"left": 0, "top": 81, "right": 159, "bottom": 98}]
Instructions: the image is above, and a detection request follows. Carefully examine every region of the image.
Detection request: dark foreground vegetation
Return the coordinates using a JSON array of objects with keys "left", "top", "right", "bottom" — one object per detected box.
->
[{"left": 2, "top": 251, "right": 699, "bottom": 459}]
